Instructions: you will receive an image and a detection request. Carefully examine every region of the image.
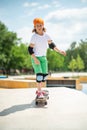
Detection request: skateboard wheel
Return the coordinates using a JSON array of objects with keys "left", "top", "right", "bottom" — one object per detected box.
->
[
  {"left": 45, "top": 101, "right": 47, "bottom": 105},
  {"left": 35, "top": 101, "right": 38, "bottom": 105}
]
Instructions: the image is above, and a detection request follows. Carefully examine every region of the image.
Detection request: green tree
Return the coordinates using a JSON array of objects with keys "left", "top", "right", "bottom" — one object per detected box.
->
[
  {"left": 47, "top": 49, "right": 65, "bottom": 71},
  {"left": 9, "top": 45, "right": 25, "bottom": 69},
  {"left": 65, "top": 39, "right": 87, "bottom": 71},
  {"left": 65, "top": 42, "right": 77, "bottom": 71},
  {"left": 0, "top": 21, "right": 19, "bottom": 72},
  {"left": 19, "top": 43, "right": 32, "bottom": 69},
  {"left": 78, "top": 40, "right": 87, "bottom": 71},
  {"left": 76, "top": 54, "right": 84, "bottom": 71},
  {"left": 68, "top": 57, "right": 77, "bottom": 72},
  {"left": 70, "top": 41, "right": 77, "bottom": 50},
  {"left": 9, "top": 43, "right": 32, "bottom": 70}
]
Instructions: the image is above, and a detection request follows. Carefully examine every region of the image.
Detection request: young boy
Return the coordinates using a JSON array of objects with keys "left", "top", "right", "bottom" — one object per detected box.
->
[{"left": 28, "top": 18, "right": 66, "bottom": 98}]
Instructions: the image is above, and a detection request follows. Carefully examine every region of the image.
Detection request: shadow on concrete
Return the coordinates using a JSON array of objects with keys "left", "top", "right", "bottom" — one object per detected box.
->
[
  {"left": 0, "top": 100, "right": 34, "bottom": 116},
  {"left": 0, "top": 100, "right": 47, "bottom": 116}
]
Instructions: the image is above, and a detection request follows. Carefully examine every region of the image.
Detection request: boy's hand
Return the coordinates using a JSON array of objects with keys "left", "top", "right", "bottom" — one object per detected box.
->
[
  {"left": 34, "top": 58, "right": 40, "bottom": 64},
  {"left": 31, "top": 54, "right": 40, "bottom": 64},
  {"left": 60, "top": 51, "right": 66, "bottom": 56}
]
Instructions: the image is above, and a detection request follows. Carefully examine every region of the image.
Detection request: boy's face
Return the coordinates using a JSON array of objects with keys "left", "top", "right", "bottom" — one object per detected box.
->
[{"left": 35, "top": 23, "right": 44, "bottom": 34}]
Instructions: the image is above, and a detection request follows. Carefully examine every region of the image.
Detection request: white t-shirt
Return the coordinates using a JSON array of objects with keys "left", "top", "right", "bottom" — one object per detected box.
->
[{"left": 30, "top": 33, "right": 52, "bottom": 56}]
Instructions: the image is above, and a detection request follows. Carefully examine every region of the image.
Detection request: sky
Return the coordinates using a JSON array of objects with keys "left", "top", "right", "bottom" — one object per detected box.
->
[{"left": 0, "top": 0, "right": 87, "bottom": 50}]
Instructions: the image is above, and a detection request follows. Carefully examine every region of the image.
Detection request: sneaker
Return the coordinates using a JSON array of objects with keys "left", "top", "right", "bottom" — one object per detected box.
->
[
  {"left": 42, "top": 90, "right": 49, "bottom": 96},
  {"left": 42, "top": 90, "right": 49, "bottom": 99},
  {"left": 36, "top": 90, "right": 44, "bottom": 98}
]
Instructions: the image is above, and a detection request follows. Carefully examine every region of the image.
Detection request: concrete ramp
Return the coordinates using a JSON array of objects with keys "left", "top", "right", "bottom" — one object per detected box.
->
[{"left": 0, "top": 87, "right": 87, "bottom": 130}]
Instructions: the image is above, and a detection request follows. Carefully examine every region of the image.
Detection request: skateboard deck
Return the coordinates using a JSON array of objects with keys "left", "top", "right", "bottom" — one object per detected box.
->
[
  {"left": 35, "top": 90, "right": 49, "bottom": 106},
  {"left": 35, "top": 97, "right": 47, "bottom": 105}
]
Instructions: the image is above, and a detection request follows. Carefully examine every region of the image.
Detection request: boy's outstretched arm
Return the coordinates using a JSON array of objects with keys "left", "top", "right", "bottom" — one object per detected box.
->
[
  {"left": 48, "top": 40, "right": 66, "bottom": 56},
  {"left": 53, "top": 47, "right": 66, "bottom": 56}
]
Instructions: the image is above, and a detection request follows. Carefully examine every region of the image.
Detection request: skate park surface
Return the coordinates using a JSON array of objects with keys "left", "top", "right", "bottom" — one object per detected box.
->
[{"left": 0, "top": 87, "right": 87, "bottom": 130}]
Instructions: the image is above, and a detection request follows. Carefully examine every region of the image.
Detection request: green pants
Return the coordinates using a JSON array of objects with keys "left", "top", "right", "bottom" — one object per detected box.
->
[{"left": 31, "top": 56, "right": 48, "bottom": 74}]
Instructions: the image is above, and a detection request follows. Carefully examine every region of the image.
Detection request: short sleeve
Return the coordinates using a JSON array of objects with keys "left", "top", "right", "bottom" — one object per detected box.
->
[
  {"left": 45, "top": 34, "right": 52, "bottom": 41},
  {"left": 30, "top": 34, "right": 36, "bottom": 44}
]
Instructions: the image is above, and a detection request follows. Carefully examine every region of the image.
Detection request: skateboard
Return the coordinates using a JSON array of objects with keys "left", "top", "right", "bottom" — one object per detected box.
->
[
  {"left": 35, "top": 96, "right": 47, "bottom": 105},
  {"left": 35, "top": 90, "right": 49, "bottom": 106}
]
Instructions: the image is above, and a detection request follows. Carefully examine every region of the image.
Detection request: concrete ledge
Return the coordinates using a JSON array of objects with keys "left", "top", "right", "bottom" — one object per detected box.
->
[
  {"left": 0, "top": 76, "right": 82, "bottom": 89},
  {"left": 0, "top": 79, "right": 46, "bottom": 89},
  {"left": 25, "top": 76, "right": 82, "bottom": 90},
  {"left": 79, "top": 76, "right": 87, "bottom": 83},
  {"left": 47, "top": 77, "right": 82, "bottom": 90}
]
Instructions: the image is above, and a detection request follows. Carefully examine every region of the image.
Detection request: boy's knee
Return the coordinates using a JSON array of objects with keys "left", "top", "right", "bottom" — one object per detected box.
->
[
  {"left": 42, "top": 73, "right": 48, "bottom": 82},
  {"left": 36, "top": 73, "right": 43, "bottom": 82},
  {"left": 36, "top": 73, "right": 48, "bottom": 82}
]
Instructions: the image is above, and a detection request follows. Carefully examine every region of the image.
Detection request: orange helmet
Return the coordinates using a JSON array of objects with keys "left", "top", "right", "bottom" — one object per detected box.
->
[{"left": 33, "top": 18, "right": 44, "bottom": 26}]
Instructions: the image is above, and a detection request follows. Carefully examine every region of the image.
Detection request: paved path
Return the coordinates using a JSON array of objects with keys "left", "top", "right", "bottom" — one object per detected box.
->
[{"left": 0, "top": 87, "right": 87, "bottom": 130}]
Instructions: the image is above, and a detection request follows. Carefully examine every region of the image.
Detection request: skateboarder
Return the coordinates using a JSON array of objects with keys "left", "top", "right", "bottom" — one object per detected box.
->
[{"left": 28, "top": 18, "right": 66, "bottom": 98}]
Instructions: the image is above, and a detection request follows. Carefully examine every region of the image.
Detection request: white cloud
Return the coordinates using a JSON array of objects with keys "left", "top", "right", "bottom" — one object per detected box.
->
[
  {"left": 23, "top": 2, "right": 38, "bottom": 7},
  {"left": 52, "top": 0, "right": 61, "bottom": 7},
  {"left": 45, "top": 7, "right": 87, "bottom": 21},
  {"left": 81, "top": 0, "right": 87, "bottom": 3},
  {"left": 44, "top": 7, "right": 87, "bottom": 50},
  {"left": 36, "top": 0, "right": 61, "bottom": 10},
  {"left": 37, "top": 4, "right": 51, "bottom": 10},
  {"left": 23, "top": 1, "right": 60, "bottom": 11}
]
